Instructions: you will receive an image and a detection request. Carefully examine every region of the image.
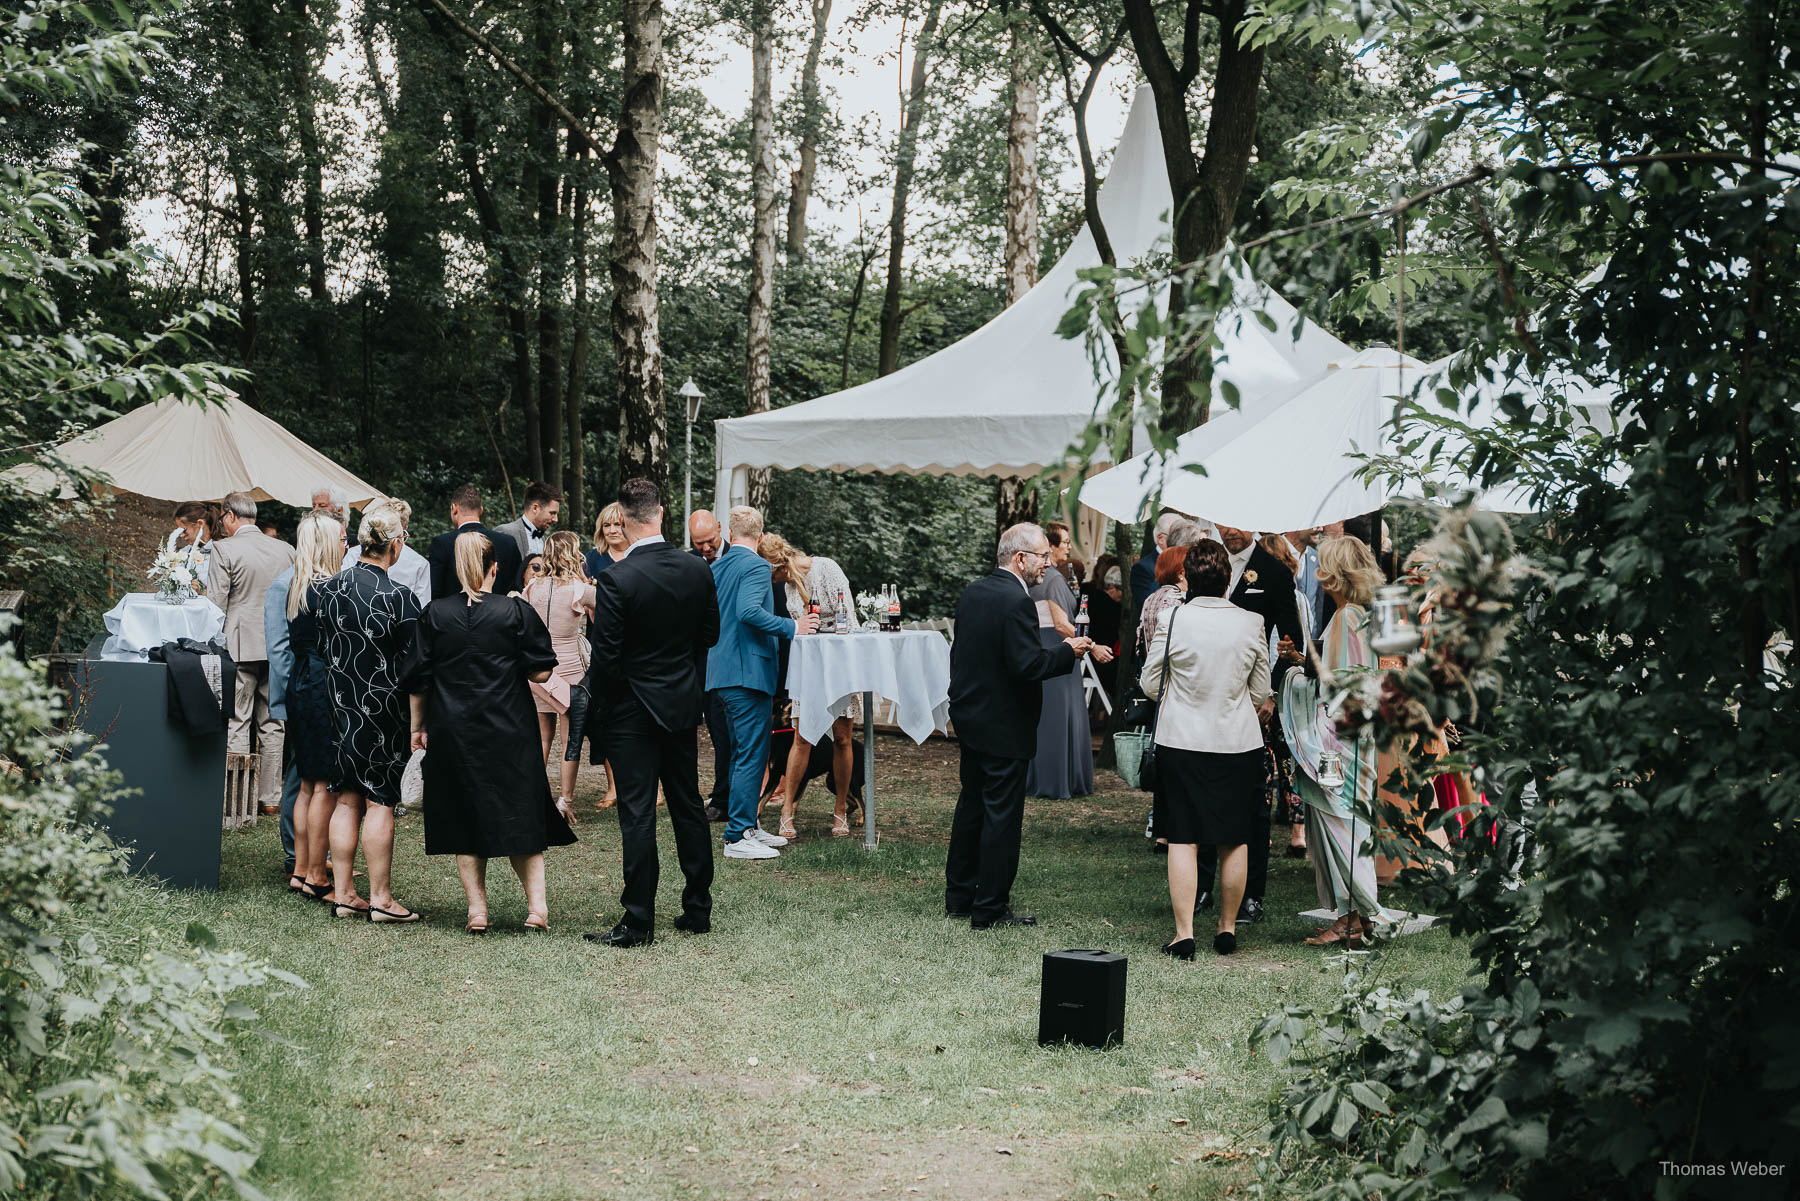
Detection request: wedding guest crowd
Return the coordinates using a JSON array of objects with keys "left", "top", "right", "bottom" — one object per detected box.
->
[{"left": 1026, "top": 521, "right": 1112, "bottom": 799}]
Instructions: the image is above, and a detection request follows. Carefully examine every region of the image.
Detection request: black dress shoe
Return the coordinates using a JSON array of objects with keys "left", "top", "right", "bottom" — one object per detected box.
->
[
  {"left": 1160, "top": 938, "right": 1196, "bottom": 961},
  {"left": 673, "top": 912, "right": 710, "bottom": 934},
  {"left": 1213, "top": 931, "right": 1237, "bottom": 955},
  {"left": 1237, "top": 898, "right": 1264, "bottom": 924},
  {"left": 971, "top": 910, "right": 1037, "bottom": 930},
  {"left": 1196, "top": 890, "right": 1214, "bottom": 912},
  {"left": 1284, "top": 844, "right": 1309, "bottom": 859},
  {"left": 583, "top": 923, "right": 654, "bottom": 948},
  {"left": 944, "top": 910, "right": 971, "bottom": 920}
]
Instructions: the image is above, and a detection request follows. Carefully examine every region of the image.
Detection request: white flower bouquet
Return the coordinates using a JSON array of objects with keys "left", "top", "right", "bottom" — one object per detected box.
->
[
  {"left": 855, "top": 590, "right": 885, "bottom": 627},
  {"left": 148, "top": 528, "right": 206, "bottom": 603}
]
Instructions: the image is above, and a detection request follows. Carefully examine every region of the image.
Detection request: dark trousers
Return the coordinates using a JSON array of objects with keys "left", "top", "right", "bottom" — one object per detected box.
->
[
  {"left": 944, "top": 746, "right": 1031, "bottom": 924},
  {"left": 704, "top": 689, "right": 731, "bottom": 804},
  {"left": 602, "top": 694, "right": 714, "bottom": 932}
]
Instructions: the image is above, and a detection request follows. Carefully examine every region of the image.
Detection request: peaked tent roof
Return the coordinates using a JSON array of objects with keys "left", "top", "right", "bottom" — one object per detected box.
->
[
  {"left": 11, "top": 387, "right": 382, "bottom": 508},
  {"left": 712, "top": 84, "right": 1351, "bottom": 510}
]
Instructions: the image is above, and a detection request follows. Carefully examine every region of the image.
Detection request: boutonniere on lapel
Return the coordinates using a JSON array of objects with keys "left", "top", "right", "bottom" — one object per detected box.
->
[{"left": 1244, "top": 570, "right": 1258, "bottom": 585}]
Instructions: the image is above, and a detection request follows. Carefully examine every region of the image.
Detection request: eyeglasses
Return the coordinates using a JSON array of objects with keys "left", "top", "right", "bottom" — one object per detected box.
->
[{"left": 1017, "top": 549, "right": 1051, "bottom": 562}]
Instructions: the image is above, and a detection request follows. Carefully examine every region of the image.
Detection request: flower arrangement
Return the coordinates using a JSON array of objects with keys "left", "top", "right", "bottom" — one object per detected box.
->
[
  {"left": 854, "top": 590, "right": 885, "bottom": 627},
  {"left": 147, "top": 528, "right": 206, "bottom": 603}
]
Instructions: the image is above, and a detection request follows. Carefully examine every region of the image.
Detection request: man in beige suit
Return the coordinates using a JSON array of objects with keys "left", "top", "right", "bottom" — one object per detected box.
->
[{"left": 210, "top": 491, "right": 296, "bottom": 815}]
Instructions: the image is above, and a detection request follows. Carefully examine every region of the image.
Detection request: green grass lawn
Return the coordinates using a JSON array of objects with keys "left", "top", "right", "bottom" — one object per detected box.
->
[{"left": 111, "top": 735, "right": 1470, "bottom": 1200}]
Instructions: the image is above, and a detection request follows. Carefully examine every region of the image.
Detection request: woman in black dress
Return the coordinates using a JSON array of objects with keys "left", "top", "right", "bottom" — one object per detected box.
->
[
  {"left": 401, "top": 531, "right": 575, "bottom": 933},
  {"left": 286, "top": 510, "right": 346, "bottom": 900},
  {"left": 314, "top": 506, "right": 424, "bottom": 923}
]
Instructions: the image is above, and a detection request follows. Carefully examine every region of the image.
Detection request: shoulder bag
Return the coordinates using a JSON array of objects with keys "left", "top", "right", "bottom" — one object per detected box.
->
[{"left": 1112, "top": 604, "right": 1179, "bottom": 791}]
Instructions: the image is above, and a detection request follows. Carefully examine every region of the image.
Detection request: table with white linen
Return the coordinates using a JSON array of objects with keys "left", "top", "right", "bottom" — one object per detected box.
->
[
  {"left": 101, "top": 593, "right": 225, "bottom": 658},
  {"left": 785, "top": 629, "right": 952, "bottom": 848}
]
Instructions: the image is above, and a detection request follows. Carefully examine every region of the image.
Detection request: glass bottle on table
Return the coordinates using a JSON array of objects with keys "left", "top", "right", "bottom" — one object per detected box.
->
[
  {"left": 836, "top": 589, "right": 849, "bottom": 634},
  {"left": 1075, "top": 593, "right": 1090, "bottom": 639},
  {"left": 887, "top": 583, "right": 901, "bottom": 632},
  {"left": 808, "top": 597, "right": 820, "bottom": 634}
]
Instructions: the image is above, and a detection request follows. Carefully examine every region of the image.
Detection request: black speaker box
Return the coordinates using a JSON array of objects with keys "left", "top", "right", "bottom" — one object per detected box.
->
[{"left": 1038, "top": 949, "right": 1126, "bottom": 1048}]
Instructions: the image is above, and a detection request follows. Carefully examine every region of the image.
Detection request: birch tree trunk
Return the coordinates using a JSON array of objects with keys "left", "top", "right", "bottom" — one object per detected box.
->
[
  {"left": 784, "top": 0, "right": 831, "bottom": 261},
  {"left": 996, "top": 13, "right": 1042, "bottom": 533},
  {"left": 608, "top": 0, "right": 668, "bottom": 504},
  {"left": 745, "top": 0, "right": 776, "bottom": 513},
  {"left": 875, "top": 0, "right": 943, "bottom": 377}
]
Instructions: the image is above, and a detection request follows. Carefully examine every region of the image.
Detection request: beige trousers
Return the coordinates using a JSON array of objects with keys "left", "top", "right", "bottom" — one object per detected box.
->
[{"left": 230, "top": 660, "right": 285, "bottom": 808}]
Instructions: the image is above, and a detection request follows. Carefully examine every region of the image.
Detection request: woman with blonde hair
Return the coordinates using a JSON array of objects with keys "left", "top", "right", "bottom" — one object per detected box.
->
[
  {"left": 401, "top": 531, "right": 574, "bottom": 932},
  {"left": 284, "top": 510, "right": 345, "bottom": 900},
  {"left": 1278, "top": 534, "right": 1399, "bottom": 948},
  {"left": 759, "top": 532, "right": 860, "bottom": 838},
  {"left": 523, "top": 530, "right": 596, "bottom": 821},
  {"left": 584, "top": 501, "right": 630, "bottom": 580}
]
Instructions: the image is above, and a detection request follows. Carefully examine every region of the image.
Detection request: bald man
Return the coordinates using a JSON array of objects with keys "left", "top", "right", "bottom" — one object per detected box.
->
[
  {"left": 689, "top": 508, "right": 729, "bottom": 818},
  {"left": 688, "top": 511, "right": 723, "bottom": 563}
]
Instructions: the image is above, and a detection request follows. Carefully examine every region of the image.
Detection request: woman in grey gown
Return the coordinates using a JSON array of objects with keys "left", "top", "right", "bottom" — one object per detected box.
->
[{"left": 1026, "top": 522, "right": 1113, "bottom": 797}]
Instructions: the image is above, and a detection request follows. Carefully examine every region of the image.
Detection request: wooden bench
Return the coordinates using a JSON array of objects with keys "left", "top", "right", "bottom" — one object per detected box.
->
[{"left": 222, "top": 752, "right": 259, "bottom": 829}]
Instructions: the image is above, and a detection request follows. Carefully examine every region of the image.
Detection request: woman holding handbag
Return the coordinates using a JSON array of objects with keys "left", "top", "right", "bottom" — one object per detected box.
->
[
  {"left": 400, "top": 531, "right": 575, "bottom": 933},
  {"left": 1140, "top": 539, "right": 1273, "bottom": 959},
  {"left": 522, "top": 531, "right": 596, "bottom": 822}
]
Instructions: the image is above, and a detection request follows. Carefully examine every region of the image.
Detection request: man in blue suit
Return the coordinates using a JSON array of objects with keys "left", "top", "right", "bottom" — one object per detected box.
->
[{"left": 707, "top": 506, "right": 818, "bottom": 859}]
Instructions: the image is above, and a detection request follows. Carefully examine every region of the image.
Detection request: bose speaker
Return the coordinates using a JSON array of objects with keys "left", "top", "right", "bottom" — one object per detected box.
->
[{"left": 1038, "top": 949, "right": 1126, "bottom": 1048}]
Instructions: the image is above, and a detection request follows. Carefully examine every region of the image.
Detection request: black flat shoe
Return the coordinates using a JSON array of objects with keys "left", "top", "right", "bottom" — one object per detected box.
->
[
  {"left": 971, "top": 910, "right": 1036, "bottom": 930},
  {"left": 584, "top": 922, "right": 654, "bottom": 948},
  {"left": 673, "top": 912, "right": 710, "bottom": 934},
  {"left": 1160, "top": 938, "right": 1196, "bottom": 961},
  {"left": 1213, "top": 931, "right": 1237, "bottom": 955}
]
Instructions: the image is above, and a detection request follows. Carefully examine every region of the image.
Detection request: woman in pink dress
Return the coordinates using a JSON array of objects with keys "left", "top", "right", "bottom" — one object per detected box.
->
[{"left": 521, "top": 531, "right": 595, "bottom": 823}]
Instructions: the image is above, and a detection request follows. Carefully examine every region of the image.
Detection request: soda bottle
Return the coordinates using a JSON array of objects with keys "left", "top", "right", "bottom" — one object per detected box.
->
[
  {"left": 808, "top": 597, "right": 820, "bottom": 633},
  {"left": 1075, "top": 593, "right": 1090, "bottom": 639},
  {"left": 887, "top": 583, "right": 901, "bottom": 631},
  {"left": 836, "top": 589, "right": 849, "bottom": 634}
]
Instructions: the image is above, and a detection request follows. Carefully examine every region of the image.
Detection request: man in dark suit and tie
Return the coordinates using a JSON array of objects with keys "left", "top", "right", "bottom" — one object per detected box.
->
[
  {"left": 427, "top": 484, "right": 523, "bottom": 598},
  {"left": 1198, "top": 522, "right": 1308, "bottom": 923},
  {"left": 583, "top": 479, "right": 721, "bottom": 947},
  {"left": 945, "top": 523, "right": 1093, "bottom": 929}
]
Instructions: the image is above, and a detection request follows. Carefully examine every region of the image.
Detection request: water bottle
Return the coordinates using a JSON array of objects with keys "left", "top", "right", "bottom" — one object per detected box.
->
[{"left": 836, "top": 589, "right": 849, "bottom": 634}]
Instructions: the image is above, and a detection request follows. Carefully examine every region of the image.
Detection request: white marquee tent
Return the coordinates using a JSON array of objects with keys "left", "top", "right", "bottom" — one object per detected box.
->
[
  {"left": 11, "top": 386, "right": 382, "bottom": 508},
  {"left": 711, "top": 84, "right": 1352, "bottom": 516},
  {"left": 1075, "top": 347, "right": 1622, "bottom": 530}
]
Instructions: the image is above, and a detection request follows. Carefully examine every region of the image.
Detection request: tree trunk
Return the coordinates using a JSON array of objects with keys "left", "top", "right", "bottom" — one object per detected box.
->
[
  {"left": 996, "top": 13, "right": 1043, "bottom": 534},
  {"left": 875, "top": 0, "right": 944, "bottom": 377},
  {"left": 566, "top": 164, "right": 592, "bottom": 533},
  {"left": 288, "top": 0, "right": 339, "bottom": 403},
  {"left": 745, "top": 0, "right": 777, "bottom": 513},
  {"left": 1122, "top": 0, "right": 1266, "bottom": 433},
  {"left": 458, "top": 105, "right": 535, "bottom": 481},
  {"left": 607, "top": 0, "right": 667, "bottom": 505},
  {"left": 226, "top": 147, "right": 260, "bottom": 406},
  {"left": 532, "top": 0, "right": 564, "bottom": 490},
  {"left": 784, "top": 0, "right": 832, "bottom": 261},
  {"left": 841, "top": 230, "right": 880, "bottom": 389}
]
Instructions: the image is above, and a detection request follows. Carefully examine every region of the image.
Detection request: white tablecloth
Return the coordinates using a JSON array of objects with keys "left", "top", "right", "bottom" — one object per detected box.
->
[
  {"left": 786, "top": 630, "right": 951, "bottom": 745},
  {"left": 102, "top": 593, "right": 225, "bottom": 655}
]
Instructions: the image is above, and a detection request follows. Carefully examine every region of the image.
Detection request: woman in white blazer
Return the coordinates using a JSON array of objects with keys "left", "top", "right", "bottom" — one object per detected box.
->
[{"left": 1141, "top": 539, "right": 1272, "bottom": 958}]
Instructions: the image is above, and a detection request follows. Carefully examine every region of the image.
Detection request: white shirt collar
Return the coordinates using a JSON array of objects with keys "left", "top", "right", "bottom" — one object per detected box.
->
[
  {"left": 1228, "top": 542, "right": 1256, "bottom": 591},
  {"left": 625, "top": 534, "right": 666, "bottom": 557}
]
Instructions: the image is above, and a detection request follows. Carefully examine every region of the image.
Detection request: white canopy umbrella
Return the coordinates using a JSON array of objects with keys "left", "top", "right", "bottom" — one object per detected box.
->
[
  {"left": 1076, "top": 346, "right": 1623, "bottom": 530},
  {"left": 711, "top": 84, "right": 1351, "bottom": 513},
  {"left": 9, "top": 386, "right": 382, "bottom": 508}
]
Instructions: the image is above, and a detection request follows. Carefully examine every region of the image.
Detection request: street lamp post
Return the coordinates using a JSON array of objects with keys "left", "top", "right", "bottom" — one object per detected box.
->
[{"left": 679, "top": 377, "right": 705, "bottom": 547}]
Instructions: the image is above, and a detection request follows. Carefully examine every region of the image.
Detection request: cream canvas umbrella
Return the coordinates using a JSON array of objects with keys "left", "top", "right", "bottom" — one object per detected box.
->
[{"left": 11, "top": 387, "right": 382, "bottom": 507}]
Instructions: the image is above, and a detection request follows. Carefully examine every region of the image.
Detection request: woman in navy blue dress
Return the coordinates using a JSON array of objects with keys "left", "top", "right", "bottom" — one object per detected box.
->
[
  {"left": 286, "top": 511, "right": 345, "bottom": 900},
  {"left": 313, "top": 506, "right": 424, "bottom": 923}
]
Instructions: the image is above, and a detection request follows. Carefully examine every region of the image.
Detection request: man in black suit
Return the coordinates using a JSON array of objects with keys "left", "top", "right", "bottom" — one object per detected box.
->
[
  {"left": 945, "top": 523, "right": 1093, "bottom": 929},
  {"left": 427, "top": 484, "right": 524, "bottom": 598},
  {"left": 1196, "top": 522, "right": 1308, "bottom": 923},
  {"left": 583, "top": 480, "right": 721, "bottom": 947}
]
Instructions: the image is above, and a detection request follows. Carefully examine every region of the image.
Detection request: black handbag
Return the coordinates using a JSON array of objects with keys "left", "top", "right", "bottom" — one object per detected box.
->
[{"left": 1137, "top": 605, "right": 1180, "bottom": 792}]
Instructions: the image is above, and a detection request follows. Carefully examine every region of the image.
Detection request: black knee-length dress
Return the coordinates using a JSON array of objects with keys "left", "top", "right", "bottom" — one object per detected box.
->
[
  {"left": 398, "top": 593, "right": 576, "bottom": 858},
  {"left": 314, "top": 562, "right": 423, "bottom": 804},
  {"left": 285, "top": 584, "right": 336, "bottom": 781}
]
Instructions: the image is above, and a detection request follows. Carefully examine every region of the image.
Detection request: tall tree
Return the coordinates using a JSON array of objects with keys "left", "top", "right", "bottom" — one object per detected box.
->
[
  {"left": 784, "top": 0, "right": 832, "bottom": 260},
  {"left": 1122, "top": 0, "right": 1268, "bottom": 429},
  {"left": 995, "top": 6, "right": 1042, "bottom": 532},
  {"left": 875, "top": 0, "right": 945, "bottom": 377},
  {"left": 745, "top": 0, "right": 777, "bottom": 513},
  {"left": 608, "top": 0, "right": 667, "bottom": 499},
  {"left": 286, "top": 0, "right": 338, "bottom": 404},
  {"left": 529, "top": 0, "right": 564, "bottom": 491}
]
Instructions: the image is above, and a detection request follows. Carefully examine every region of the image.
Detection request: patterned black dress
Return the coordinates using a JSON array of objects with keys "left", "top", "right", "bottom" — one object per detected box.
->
[
  {"left": 313, "top": 562, "right": 423, "bottom": 805},
  {"left": 285, "top": 581, "right": 337, "bottom": 781}
]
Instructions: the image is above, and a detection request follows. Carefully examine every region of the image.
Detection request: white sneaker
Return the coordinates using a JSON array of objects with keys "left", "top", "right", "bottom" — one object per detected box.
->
[
  {"left": 724, "top": 837, "right": 779, "bottom": 860},
  {"left": 746, "top": 827, "right": 788, "bottom": 848}
]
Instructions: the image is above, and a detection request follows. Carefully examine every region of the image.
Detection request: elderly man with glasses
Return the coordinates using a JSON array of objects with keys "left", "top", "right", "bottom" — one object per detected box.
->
[{"left": 943, "top": 523, "right": 1094, "bottom": 929}]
